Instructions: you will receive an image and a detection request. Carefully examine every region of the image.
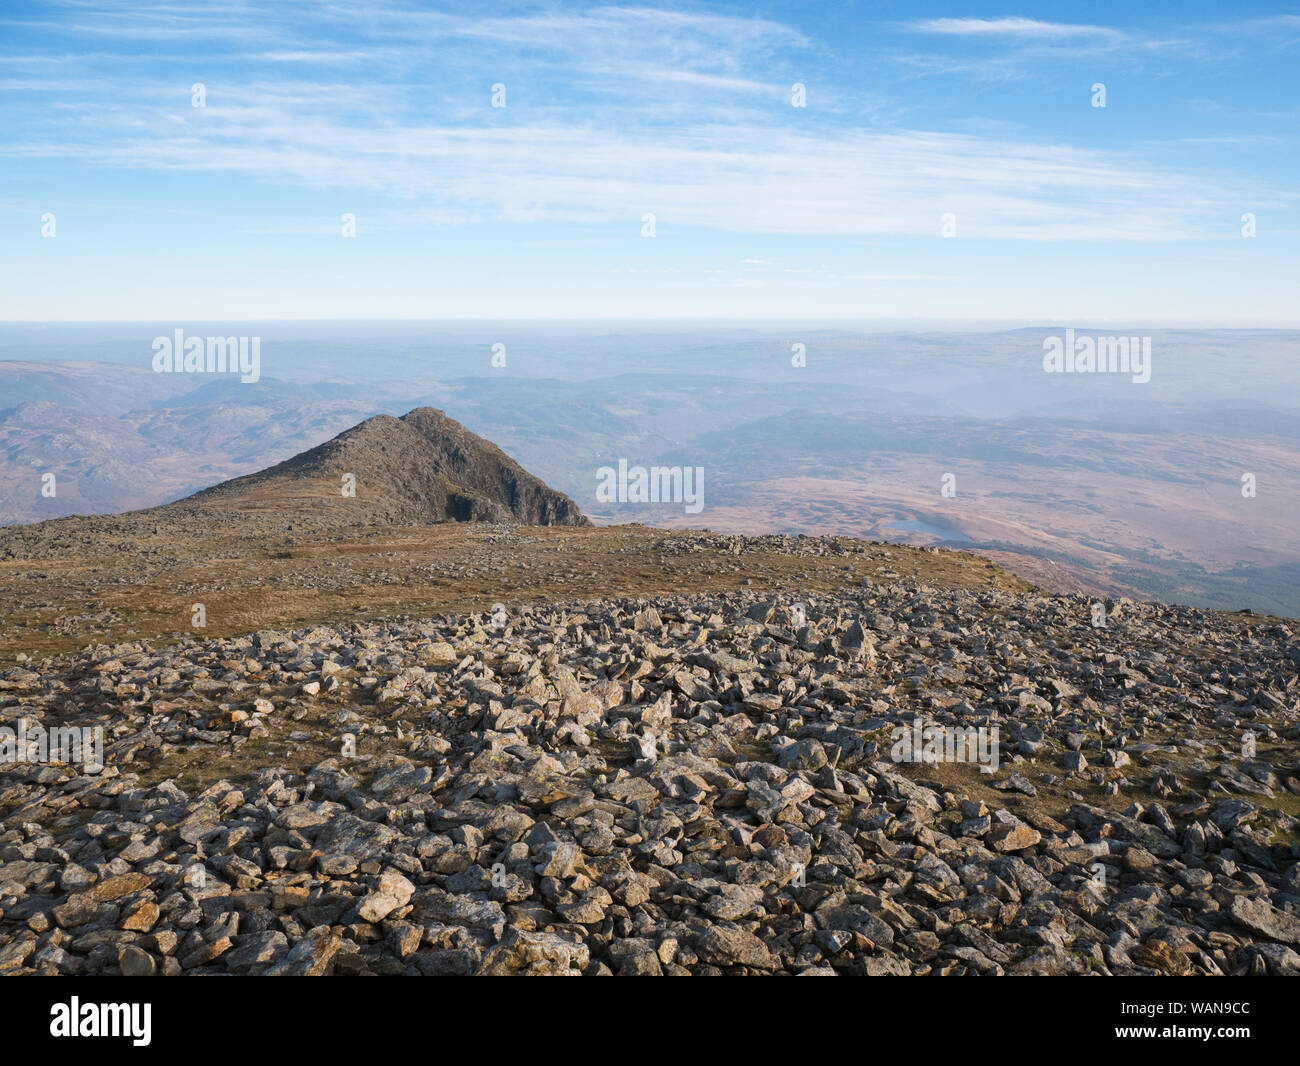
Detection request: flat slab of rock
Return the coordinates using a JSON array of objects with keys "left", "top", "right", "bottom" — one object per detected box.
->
[{"left": 1230, "top": 895, "right": 1300, "bottom": 946}]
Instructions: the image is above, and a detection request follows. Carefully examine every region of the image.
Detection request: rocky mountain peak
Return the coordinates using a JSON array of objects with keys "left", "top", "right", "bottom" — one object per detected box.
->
[{"left": 177, "top": 406, "right": 588, "bottom": 527}]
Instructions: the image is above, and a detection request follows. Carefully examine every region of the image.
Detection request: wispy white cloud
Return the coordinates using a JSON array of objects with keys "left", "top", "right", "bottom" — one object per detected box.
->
[
  {"left": 1227, "top": 14, "right": 1300, "bottom": 32},
  {"left": 10, "top": 103, "right": 1268, "bottom": 241},
  {"left": 903, "top": 17, "right": 1122, "bottom": 41},
  {"left": 249, "top": 50, "right": 383, "bottom": 64},
  {"left": 1, "top": 2, "right": 1291, "bottom": 246}
]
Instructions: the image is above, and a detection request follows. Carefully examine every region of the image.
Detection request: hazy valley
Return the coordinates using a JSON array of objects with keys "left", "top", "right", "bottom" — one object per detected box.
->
[{"left": 2, "top": 323, "right": 1297, "bottom": 616}]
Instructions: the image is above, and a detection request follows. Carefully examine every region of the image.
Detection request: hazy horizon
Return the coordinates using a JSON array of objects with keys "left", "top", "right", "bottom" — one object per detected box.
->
[{"left": 3, "top": 322, "right": 1297, "bottom": 617}]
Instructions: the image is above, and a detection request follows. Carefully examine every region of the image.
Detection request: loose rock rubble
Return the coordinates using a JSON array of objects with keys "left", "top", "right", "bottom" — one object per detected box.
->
[{"left": 2, "top": 585, "right": 1298, "bottom": 976}]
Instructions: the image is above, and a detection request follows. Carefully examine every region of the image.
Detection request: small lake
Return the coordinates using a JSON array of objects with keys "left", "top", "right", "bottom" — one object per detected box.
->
[{"left": 888, "top": 519, "right": 974, "bottom": 545}]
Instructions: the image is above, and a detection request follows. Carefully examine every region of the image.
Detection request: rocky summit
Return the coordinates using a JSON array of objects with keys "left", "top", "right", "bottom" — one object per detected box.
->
[
  {"left": 1, "top": 557, "right": 1298, "bottom": 976},
  {"left": 177, "top": 406, "right": 589, "bottom": 528}
]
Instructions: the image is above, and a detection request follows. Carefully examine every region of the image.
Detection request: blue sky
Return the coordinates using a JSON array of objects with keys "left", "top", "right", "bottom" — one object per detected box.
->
[{"left": 1, "top": 1, "right": 1297, "bottom": 322}]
